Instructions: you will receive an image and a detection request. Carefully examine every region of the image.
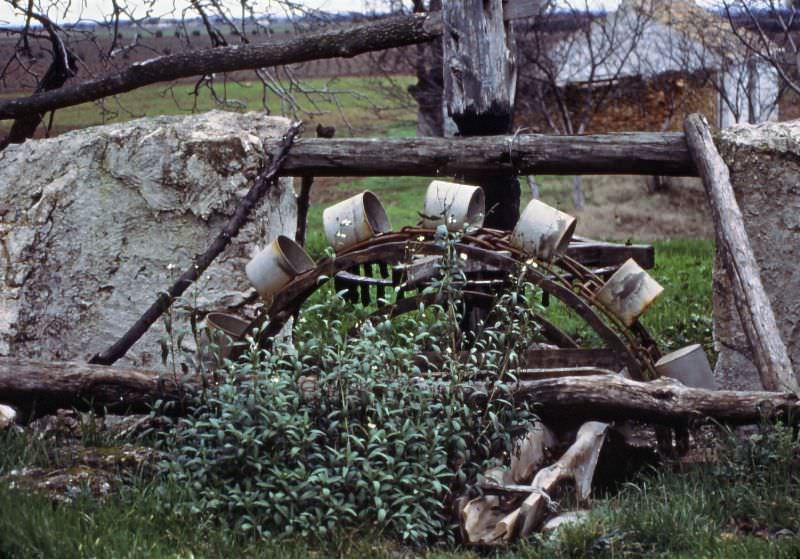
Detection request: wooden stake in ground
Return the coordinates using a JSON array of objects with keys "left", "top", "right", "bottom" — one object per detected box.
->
[
  {"left": 684, "top": 114, "right": 798, "bottom": 393},
  {"left": 89, "top": 121, "right": 302, "bottom": 366}
]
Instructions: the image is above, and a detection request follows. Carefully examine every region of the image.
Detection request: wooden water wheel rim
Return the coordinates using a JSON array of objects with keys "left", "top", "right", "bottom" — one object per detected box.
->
[{"left": 232, "top": 228, "right": 661, "bottom": 380}]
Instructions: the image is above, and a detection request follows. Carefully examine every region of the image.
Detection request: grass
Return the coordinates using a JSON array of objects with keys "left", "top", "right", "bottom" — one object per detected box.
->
[
  {"left": 3, "top": 422, "right": 800, "bottom": 558},
  {"left": 1, "top": 75, "right": 417, "bottom": 138}
]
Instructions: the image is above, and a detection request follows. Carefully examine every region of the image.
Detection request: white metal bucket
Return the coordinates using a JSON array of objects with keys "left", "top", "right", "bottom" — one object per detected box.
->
[
  {"left": 245, "top": 235, "right": 315, "bottom": 302},
  {"left": 0, "top": 404, "right": 16, "bottom": 429},
  {"left": 421, "top": 180, "right": 485, "bottom": 232},
  {"left": 594, "top": 258, "right": 664, "bottom": 326},
  {"left": 510, "top": 199, "right": 577, "bottom": 260},
  {"left": 202, "top": 312, "right": 251, "bottom": 363},
  {"left": 323, "top": 191, "right": 391, "bottom": 252},
  {"left": 655, "top": 344, "right": 715, "bottom": 390}
]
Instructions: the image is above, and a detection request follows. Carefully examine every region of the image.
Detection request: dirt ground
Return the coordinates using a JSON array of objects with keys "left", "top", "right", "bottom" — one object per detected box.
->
[{"left": 566, "top": 175, "right": 714, "bottom": 241}]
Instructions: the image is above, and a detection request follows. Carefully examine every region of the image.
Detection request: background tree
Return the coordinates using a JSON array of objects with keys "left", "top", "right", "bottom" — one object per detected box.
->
[
  {"left": 516, "top": 0, "right": 656, "bottom": 209},
  {"left": 717, "top": 0, "right": 800, "bottom": 116},
  {"left": 0, "top": 0, "right": 429, "bottom": 147}
]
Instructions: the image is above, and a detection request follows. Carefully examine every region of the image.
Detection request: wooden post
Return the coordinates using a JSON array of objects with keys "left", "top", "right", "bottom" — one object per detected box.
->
[
  {"left": 443, "top": 0, "right": 520, "bottom": 229},
  {"left": 684, "top": 113, "right": 798, "bottom": 393}
]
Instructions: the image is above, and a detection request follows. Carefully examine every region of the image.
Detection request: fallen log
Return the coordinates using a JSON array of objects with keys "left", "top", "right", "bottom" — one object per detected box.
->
[
  {"left": 0, "top": 357, "right": 191, "bottom": 421},
  {"left": 508, "top": 375, "right": 799, "bottom": 426},
  {"left": 2, "top": 358, "right": 798, "bottom": 425},
  {"left": 684, "top": 114, "right": 798, "bottom": 393}
]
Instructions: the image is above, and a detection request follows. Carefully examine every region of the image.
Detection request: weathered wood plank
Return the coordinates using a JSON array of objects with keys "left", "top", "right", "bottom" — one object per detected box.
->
[
  {"left": 684, "top": 114, "right": 798, "bottom": 393},
  {"left": 566, "top": 239, "right": 655, "bottom": 269},
  {"left": 274, "top": 133, "right": 697, "bottom": 177}
]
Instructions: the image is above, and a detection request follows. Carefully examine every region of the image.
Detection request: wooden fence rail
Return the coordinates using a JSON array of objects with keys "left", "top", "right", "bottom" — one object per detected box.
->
[{"left": 271, "top": 132, "right": 698, "bottom": 177}]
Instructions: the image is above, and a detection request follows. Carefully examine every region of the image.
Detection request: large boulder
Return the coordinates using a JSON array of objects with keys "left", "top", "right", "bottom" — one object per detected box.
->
[
  {"left": 715, "top": 120, "right": 800, "bottom": 390},
  {"left": 0, "top": 111, "right": 296, "bottom": 368}
]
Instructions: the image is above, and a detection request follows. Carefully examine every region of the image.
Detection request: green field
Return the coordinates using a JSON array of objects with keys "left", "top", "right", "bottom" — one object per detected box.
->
[{"left": 1, "top": 76, "right": 417, "bottom": 138}]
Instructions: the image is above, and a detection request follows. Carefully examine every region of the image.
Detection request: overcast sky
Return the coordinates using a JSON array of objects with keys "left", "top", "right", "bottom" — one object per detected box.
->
[{"left": 0, "top": 0, "right": 625, "bottom": 25}]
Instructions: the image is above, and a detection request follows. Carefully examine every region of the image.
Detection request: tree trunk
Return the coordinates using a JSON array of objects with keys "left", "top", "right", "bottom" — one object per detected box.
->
[
  {"left": 410, "top": 0, "right": 448, "bottom": 137},
  {"left": 684, "top": 113, "right": 798, "bottom": 393},
  {"left": 526, "top": 175, "right": 541, "bottom": 199},
  {"left": 443, "top": 0, "right": 520, "bottom": 229},
  {"left": 571, "top": 175, "right": 585, "bottom": 210}
]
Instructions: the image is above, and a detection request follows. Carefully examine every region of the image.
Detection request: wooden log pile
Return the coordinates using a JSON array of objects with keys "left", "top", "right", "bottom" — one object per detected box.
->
[{"left": 461, "top": 422, "right": 608, "bottom": 544}]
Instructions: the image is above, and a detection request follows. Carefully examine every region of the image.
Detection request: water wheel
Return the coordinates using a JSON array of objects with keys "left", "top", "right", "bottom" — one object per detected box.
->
[{"left": 233, "top": 227, "right": 662, "bottom": 381}]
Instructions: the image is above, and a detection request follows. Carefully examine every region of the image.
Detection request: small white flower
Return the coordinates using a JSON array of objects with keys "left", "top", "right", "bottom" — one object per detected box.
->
[
  {"left": 459, "top": 253, "right": 468, "bottom": 261},
  {"left": 367, "top": 422, "right": 376, "bottom": 430}
]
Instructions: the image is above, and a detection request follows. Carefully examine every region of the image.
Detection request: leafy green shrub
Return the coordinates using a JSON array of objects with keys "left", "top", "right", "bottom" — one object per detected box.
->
[{"left": 163, "top": 260, "right": 542, "bottom": 544}]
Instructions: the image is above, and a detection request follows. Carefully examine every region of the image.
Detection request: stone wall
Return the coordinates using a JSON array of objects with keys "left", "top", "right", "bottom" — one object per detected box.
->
[
  {"left": 516, "top": 71, "right": 718, "bottom": 134},
  {"left": 715, "top": 120, "right": 800, "bottom": 390},
  {"left": 0, "top": 110, "right": 296, "bottom": 368}
]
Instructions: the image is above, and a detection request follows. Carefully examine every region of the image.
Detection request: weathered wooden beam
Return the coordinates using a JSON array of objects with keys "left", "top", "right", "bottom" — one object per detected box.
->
[
  {"left": 273, "top": 133, "right": 698, "bottom": 177},
  {"left": 684, "top": 114, "right": 798, "bottom": 393},
  {"left": 3, "top": 358, "right": 797, "bottom": 427},
  {"left": 566, "top": 238, "right": 655, "bottom": 269}
]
